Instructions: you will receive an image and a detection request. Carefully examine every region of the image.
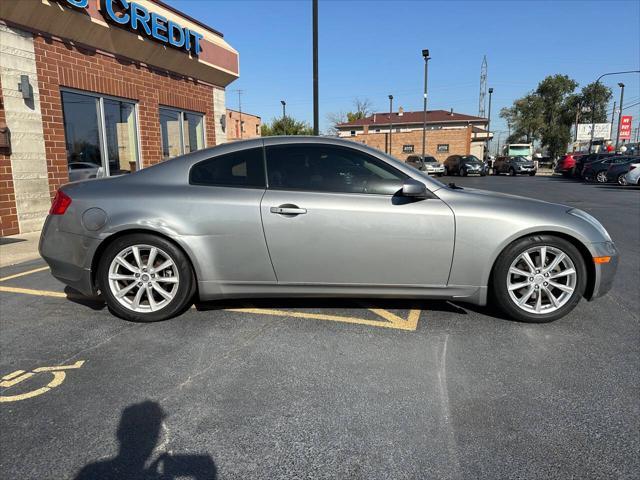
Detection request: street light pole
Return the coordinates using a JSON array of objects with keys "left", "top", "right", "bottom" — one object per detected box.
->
[
  {"left": 312, "top": 0, "right": 319, "bottom": 136},
  {"left": 281, "top": 100, "right": 287, "bottom": 135},
  {"left": 421, "top": 49, "right": 430, "bottom": 160},
  {"left": 388, "top": 94, "right": 394, "bottom": 156},
  {"left": 589, "top": 70, "right": 640, "bottom": 152},
  {"left": 486, "top": 87, "right": 493, "bottom": 162},
  {"left": 615, "top": 82, "right": 625, "bottom": 150}
]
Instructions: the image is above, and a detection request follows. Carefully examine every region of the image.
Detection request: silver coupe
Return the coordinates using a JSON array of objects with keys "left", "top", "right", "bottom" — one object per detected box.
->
[{"left": 40, "top": 137, "right": 618, "bottom": 323}]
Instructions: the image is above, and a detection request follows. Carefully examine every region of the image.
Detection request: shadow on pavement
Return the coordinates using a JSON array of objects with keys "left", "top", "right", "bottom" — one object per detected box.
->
[
  {"left": 74, "top": 400, "right": 216, "bottom": 480},
  {"left": 195, "top": 297, "right": 471, "bottom": 316},
  {"left": 64, "top": 286, "right": 106, "bottom": 311}
]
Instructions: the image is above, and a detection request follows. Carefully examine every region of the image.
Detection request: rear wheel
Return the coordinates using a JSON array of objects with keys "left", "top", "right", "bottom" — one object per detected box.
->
[
  {"left": 98, "top": 234, "right": 195, "bottom": 322},
  {"left": 491, "top": 235, "right": 586, "bottom": 323}
]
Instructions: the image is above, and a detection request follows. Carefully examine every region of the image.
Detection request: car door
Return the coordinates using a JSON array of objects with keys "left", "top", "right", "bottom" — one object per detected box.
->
[{"left": 260, "top": 142, "right": 455, "bottom": 286}]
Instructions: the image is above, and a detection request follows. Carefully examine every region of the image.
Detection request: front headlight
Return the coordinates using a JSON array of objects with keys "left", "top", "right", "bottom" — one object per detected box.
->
[{"left": 568, "top": 208, "right": 612, "bottom": 241}]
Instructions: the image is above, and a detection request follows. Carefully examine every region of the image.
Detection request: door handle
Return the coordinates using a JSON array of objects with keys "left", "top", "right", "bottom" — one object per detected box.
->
[{"left": 270, "top": 205, "right": 307, "bottom": 215}]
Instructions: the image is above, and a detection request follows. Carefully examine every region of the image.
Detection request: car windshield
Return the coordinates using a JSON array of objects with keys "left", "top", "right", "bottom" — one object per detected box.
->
[
  {"left": 461, "top": 156, "right": 482, "bottom": 164},
  {"left": 513, "top": 156, "right": 529, "bottom": 163}
]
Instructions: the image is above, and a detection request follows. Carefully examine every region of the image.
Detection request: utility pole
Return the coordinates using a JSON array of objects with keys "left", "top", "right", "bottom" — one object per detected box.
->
[
  {"left": 388, "top": 95, "right": 394, "bottom": 156},
  {"left": 421, "top": 49, "right": 430, "bottom": 160},
  {"left": 281, "top": 100, "right": 286, "bottom": 119},
  {"left": 312, "top": 0, "right": 319, "bottom": 136},
  {"left": 609, "top": 101, "right": 616, "bottom": 142},
  {"left": 234, "top": 89, "right": 244, "bottom": 139},
  {"left": 615, "top": 82, "right": 625, "bottom": 150},
  {"left": 478, "top": 55, "right": 487, "bottom": 117}
]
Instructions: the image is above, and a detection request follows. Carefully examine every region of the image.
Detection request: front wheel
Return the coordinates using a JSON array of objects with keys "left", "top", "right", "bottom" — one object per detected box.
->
[
  {"left": 529, "top": 172, "right": 536, "bottom": 176},
  {"left": 98, "top": 234, "right": 195, "bottom": 322},
  {"left": 490, "top": 235, "right": 587, "bottom": 323},
  {"left": 461, "top": 168, "right": 468, "bottom": 177},
  {"left": 596, "top": 171, "right": 608, "bottom": 183},
  {"left": 618, "top": 174, "right": 628, "bottom": 186},
  {"left": 509, "top": 168, "right": 516, "bottom": 176}
]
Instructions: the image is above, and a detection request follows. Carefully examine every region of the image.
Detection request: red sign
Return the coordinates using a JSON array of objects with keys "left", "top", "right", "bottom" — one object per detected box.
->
[{"left": 619, "top": 115, "right": 632, "bottom": 140}]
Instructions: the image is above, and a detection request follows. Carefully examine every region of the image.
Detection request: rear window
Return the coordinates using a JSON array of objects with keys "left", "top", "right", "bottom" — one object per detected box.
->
[{"left": 190, "top": 147, "right": 266, "bottom": 188}]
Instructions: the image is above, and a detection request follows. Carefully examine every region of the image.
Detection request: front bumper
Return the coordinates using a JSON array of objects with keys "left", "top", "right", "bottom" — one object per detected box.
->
[{"left": 588, "top": 241, "right": 618, "bottom": 300}]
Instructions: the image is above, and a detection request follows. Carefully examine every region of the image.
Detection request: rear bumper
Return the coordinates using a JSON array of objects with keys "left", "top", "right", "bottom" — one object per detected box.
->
[
  {"left": 588, "top": 241, "right": 618, "bottom": 300},
  {"left": 39, "top": 216, "right": 100, "bottom": 296}
]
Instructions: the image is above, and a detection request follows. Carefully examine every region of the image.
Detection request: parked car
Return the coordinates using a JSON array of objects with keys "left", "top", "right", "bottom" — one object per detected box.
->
[
  {"left": 583, "top": 155, "right": 635, "bottom": 183},
  {"left": 493, "top": 156, "right": 537, "bottom": 176},
  {"left": 40, "top": 136, "right": 617, "bottom": 324},
  {"left": 555, "top": 152, "right": 585, "bottom": 177},
  {"left": 605, "top": 157, "right": 640, "bottom": 185},
  {"left": 443, "top": 155, "right": 487, "bottom": 176},
  {"left": 574, "top": 153, "right": 617, "bottom": 178},
  {"left": 405, "top": 155, "right": 445, "bottom": 176},
  {"left": 68, "top": 162, "right": 102, "bottom": 182},
  {"left": 623, "top": 163, "right": 640, "bottom": 185}
]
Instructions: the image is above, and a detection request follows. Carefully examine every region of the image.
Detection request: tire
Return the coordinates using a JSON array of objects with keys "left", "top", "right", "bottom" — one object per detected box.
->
[
  {"left": 490, "top": 235, "right": 587, "bottom": 323},
  {"left": 509, "top": 168, "right": 516, "bottom": 176},
  {"left": 437, "top": 173, "right": 443, "bottom": 177},
  {"left": 596, "top": 171, "right": 608, "bottom": 183},
  {"left": 617, "top": 174, "right": 627, "bottom": 186},
  {"left": 461, "top": 168, "right": 468, "bottom": 177},
  {"left": 480, "top": 172, "right": 486, "bottom": 177},
  {"left": 529, "top": 172, "right": 536, "bottom": 176},
  {"left": 98, "top": 233, "right": 195, "bottom": 322},
  {"left": 443, "top": 166, "right": 449, "bottom": 176}
]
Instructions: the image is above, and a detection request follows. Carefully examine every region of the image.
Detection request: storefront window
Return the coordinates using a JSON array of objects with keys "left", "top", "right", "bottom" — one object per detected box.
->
[
  {"left": 159, "top": 107, "right": 205, "bottom": 160},
  {"left": 61, "top": 91, "right": 103, "bottom": 178},
  {"left": 104, "top": 99, "right": 138, "bottom": 175},
  {"left": 61, "top": 90, "right": 139, "bottom": 180}
]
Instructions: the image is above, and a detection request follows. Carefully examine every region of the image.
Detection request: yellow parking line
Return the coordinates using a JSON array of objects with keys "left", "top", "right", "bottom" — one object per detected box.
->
[
  {"left": 0, "top": 285, "right": 421, "bottom": 331},
  {"left": 0, "top": 285, "right": 65, "bottom": 298},
  {"left": 0, "top": 266, "right": 50, "bottom": 282},
  {"left": 227, "top": 307, "right": 419, "bottom": 331}
]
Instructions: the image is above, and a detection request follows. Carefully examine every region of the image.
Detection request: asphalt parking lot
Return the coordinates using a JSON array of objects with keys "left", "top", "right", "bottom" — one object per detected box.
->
[{"left": 1, "top": 175, "right": 638, "bottom": 480}]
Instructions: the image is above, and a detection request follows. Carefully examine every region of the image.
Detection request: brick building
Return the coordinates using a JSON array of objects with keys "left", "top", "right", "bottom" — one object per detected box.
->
[
  {"left": 226, "top": 109, "right": 261, "bottom": 141},
  {"left": 337, "top": 108, "right": 491, "bottom": 162},
  {"left": 0, "top": 0, "right": 239, "bottom": 236}
]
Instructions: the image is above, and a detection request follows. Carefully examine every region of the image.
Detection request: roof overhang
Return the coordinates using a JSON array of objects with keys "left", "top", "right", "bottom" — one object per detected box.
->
[{"left": 0, "top": 0, "right": 239, "bottom": 87}]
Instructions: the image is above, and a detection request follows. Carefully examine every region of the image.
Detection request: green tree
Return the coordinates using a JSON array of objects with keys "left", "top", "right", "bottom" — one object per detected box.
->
[
  {"left": 577, "top": 81, "right": 612, "bottom": 124},
  {"left": 261, "top": 116, "right": 314, "bottom": 136},
  {"left": 500, "top": 94, "right": 544, "bottom": 144},
  {"left": 535, "top": 74, "right": 578, "bottom": 159}
]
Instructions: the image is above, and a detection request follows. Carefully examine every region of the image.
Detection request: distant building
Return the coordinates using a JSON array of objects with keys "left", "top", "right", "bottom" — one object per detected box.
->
[
  {"left": 226, "top": 109, "right": 261, "bottom": 141},
  {"left": 336, "top": 108, "right": 492, "bottom": 161}
]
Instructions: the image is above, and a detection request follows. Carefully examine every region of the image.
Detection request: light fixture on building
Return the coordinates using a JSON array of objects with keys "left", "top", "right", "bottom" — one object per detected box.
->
[{"left": 17, "top": 75, "right": 32, "bottom": 100}]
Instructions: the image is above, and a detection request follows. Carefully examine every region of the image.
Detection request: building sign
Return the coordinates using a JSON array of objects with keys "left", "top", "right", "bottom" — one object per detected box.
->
[
  {"left": 619, "top": 116, "right": 632, "bottom": 140},
  {"left": 402, "top": 145, "right": 414, "bottom": 153},
  {"left": 54, "top": 0, "right": 203, "bottom": 56},
  {"left": 576, "top": 123, "right": 611, "bottom": 141},
  {"left": 437, "top": 144, "right": 449, "bottom": 153}
]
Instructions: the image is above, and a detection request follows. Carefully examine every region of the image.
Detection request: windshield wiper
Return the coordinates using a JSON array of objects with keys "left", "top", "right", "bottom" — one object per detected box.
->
[{"left": 448, "top": 182, "right": 464, "bottom": 190}]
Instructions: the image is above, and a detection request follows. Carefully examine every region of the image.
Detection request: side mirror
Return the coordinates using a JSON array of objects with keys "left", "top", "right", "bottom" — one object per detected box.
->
[{"left": 402, "top": 178, "right": 428, "bottom": 198}]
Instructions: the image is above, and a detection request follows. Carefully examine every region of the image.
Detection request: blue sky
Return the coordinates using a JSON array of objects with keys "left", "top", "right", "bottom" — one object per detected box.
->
[{"left": 174, "top": 0, "right": 639, "bottom": 136}]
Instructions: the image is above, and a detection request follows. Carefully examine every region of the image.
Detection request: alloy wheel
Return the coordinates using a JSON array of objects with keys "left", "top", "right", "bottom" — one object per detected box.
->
[
  {"left": 506, "top": 245, "right": 577, "bottom": 315},
  {"left": 618, "top": 174, "right": 627, "bottom": 186},
  {"left": 108, "top": 244, "right": 179, "bottom": 313},
  {"left": 596, "top": 171, "right": 608, "bottom": 183}
]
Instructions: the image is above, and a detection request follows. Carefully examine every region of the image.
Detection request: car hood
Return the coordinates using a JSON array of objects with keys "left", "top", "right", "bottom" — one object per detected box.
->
[{"left": 436, "top": 186, "right": 611, "bottom": 244}]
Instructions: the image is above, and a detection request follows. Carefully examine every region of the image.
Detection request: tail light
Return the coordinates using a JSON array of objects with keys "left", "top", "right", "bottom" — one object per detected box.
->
[{"left": 50, "top": 190, "right": 72, "bottom": 215}]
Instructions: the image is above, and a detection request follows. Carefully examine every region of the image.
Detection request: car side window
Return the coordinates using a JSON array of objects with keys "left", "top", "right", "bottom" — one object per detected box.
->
[
  {"left": 265, "top": 144, "right": 407, "bottom": 195},
  {"left": 190, "top": 147, "right": 266, "bottom": 188}
]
